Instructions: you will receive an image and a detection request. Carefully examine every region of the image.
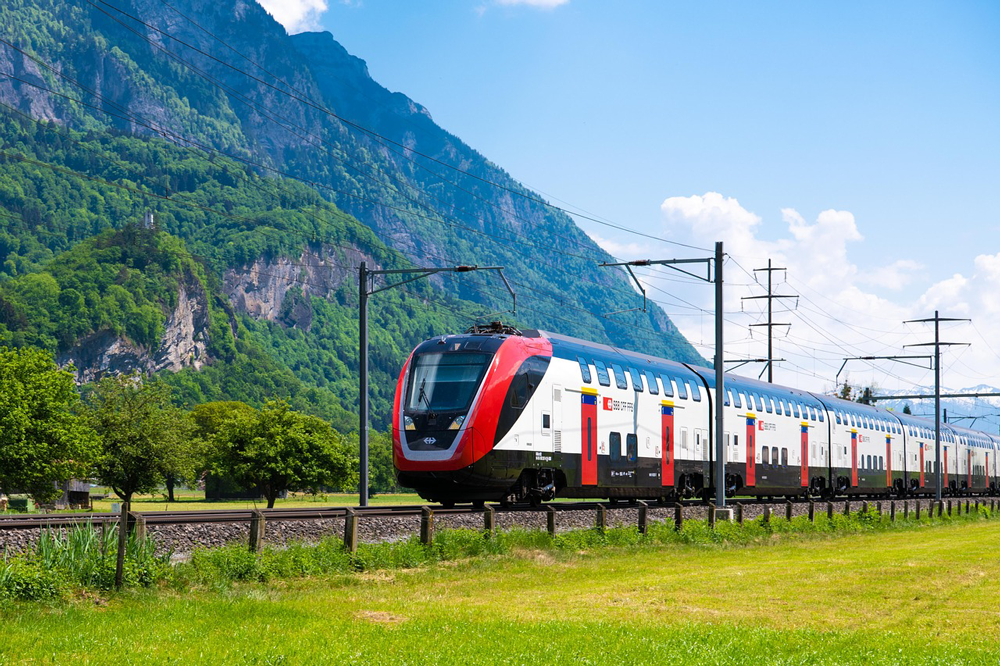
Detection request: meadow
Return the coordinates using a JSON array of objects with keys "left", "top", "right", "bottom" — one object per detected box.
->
[{"left": 3, "top": 512, "right": 1000, "bottom": 664}]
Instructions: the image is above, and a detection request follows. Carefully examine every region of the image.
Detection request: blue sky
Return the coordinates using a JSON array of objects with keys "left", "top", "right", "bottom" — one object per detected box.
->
[{"left": 260, "top": 0, "right": 1000, "bottom": 400}]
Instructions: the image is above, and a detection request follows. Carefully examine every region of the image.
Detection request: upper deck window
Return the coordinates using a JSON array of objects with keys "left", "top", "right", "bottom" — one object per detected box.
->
[
  {"left": 628, "top": 367, "right": 645, "bottom": 392},
  {"left": 690, "top": 381, "right": 702, "bottom": 402},
  {"left": 610, "top": 363, "right": 628, "bottom": 390},
  {"left": 594, "top": 360, "right": 611, "bottom": 387},
  {"left": 676, "top": 377, "right": 689, "bottom": 400},
  {"left": 577, "top": 357, "right": 592, "bottom": 384},
  {"left": 659, "top": 373, "right": 674, "bottom": 397},
  {"left": 644, "top": 370, "right": 659, "bottom": 395}
]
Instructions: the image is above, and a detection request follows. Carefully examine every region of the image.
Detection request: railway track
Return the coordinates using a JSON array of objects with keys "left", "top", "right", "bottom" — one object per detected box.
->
[{"left": 1, "top": 495, "right": 993, "bottom": 530}]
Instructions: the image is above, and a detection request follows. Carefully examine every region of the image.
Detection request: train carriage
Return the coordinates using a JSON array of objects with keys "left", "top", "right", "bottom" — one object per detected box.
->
[{"left": 393, "top": 325, "right": 1000, "bottom": 504}]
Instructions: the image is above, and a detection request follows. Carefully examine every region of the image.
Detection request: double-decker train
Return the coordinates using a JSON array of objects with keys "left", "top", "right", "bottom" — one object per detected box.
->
[{"left": 392, "top": 324, "right": 998, "bottom": 506}]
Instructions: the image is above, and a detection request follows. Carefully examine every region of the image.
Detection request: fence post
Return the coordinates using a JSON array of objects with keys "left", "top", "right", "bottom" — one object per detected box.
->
[
  {"left": 596, "top": 504, "right": 607, "bottom": 532},
  {"left": 483, "top": 505, "right": 495, "bottom": 537},
  {"left": 890, "top": 501, "right": 896, "bottom": 522},
  {"left": 861, "top": 501, "right": 868, "bottom": 515},
  {"left": 947, "top": 500, "right": 952, "bottom": 517},
  {"left": 674, "top": 503, "right": 683, "bottom": 531},
  {"left": 876, "top": 501, "right": 882, "bottom": 516},
  {"left": 785, "top": 501, "right": 793, "bottom": 522},
  {"left": 547, "top": 505, "right": 557, "bottom": 537},
  {"left": 966, "top": 500, "right": 970, "bottom": 515},
  {"left": 420, "top": 506, "right": 434, "bottom": 545},
  {"left": 129, "top": 511, "right": 147, "bottom": 542},
  {"left": 808, "top": 501, "right": 815, "bottom": 523},
  {"left": 827, "top": 501, "right": 834, "bottom": 521},
  {"left": 903, "top": 500, "right": 908, "bottom": 520},
  {"left": 736, "top": 503, "right": 744, "bottom": 526},
  {"left": 637, "top": 501, "right": 648, "bottom": 535},
  {"left": 915, "top": 501, "right": 921, "bottom": 520},
  {"left": 762, "top": 506, "right": 771, "bottom": 526},
  {"left": 844, "top": 501, "right": 851, "bottom": 516},
  {"left": 249, "top": 509, "right": 266, "bottom": 554},
  {"left": 708, "top": 504, "right": 716, "bottom": 529},
  {"left": 342, "top": 508, "right": 357, "bottom": 554},
  {"left": 938, "top": 501, "right": 944, "bottom": 517}
]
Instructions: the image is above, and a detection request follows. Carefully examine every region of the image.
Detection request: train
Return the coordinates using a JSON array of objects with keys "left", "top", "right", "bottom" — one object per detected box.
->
[{"left": 392, "top": 323, "right": 998, "bottom": 506}]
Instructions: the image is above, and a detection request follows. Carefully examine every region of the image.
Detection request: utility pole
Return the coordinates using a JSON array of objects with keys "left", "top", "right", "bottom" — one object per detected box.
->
[
  {"left": 742, "top": 260, "right": 796, "bottom": 382},
  {"left": 358, "top": 262, "right": 514, "bottom": 506},
  {"left": 903, "top": 311, "right": 970, "bottom": 501},
  {"left": 599, "top": 241, "right": 726, "bottom": 509}
]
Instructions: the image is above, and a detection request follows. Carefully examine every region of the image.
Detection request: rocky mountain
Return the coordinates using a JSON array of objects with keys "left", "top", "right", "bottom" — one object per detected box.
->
[{"left": 0, "top": 0, "right": 702, "bottom": 428}]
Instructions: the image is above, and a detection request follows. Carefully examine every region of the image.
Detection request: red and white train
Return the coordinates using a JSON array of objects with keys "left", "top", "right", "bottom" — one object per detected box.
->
[{"left": 392, "top": 325, "right": 998, "bottom": 506}]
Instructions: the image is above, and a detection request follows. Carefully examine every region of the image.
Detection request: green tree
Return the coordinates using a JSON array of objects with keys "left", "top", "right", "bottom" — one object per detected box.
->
[
  {"left": 903, "top": 404, "right": 912, "bottom": 415},
  {"left": 0, "top": 347, "right": 96, "bottom": 503},
  {"left": 210, "top": 400, "right": 355, "bottom": 508},
  {"left": 86, "top": 373, "right": 190, "bottom": 508}
]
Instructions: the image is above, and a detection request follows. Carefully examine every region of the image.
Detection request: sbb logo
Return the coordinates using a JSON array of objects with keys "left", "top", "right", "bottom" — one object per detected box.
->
[{"left": 603, "top": 397, "right": 613, "bottom": 411}]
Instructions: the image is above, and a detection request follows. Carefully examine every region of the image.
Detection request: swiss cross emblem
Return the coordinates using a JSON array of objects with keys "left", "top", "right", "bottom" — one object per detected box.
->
[
  {"left": 758, "top": 421, "right": 764, "bottom": 431},
  {"left": 603, "top": 397, "right": 613, "bottom": 411}
]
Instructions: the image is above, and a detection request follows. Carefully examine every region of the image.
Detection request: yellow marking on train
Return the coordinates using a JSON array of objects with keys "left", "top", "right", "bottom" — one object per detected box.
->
[
  {"left": 661, "top": 400, "right": 675, "bottom": 408},
  {"left": 801, "top": 421, "right": 810, "bottom": 428},
  {"left": 746, "top": 412, "right": 756, "bottom": 419},
  {"left": 581, "top": 387, "right": 598, "bottom": 396},
  {"left": 851, "top": 428, "right": 858, "bottom": 434}
]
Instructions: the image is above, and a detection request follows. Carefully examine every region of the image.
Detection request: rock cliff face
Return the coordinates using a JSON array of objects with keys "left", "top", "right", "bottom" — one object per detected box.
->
[
  {"left": 58, "top": 285, "right": 210, "bottom": 383},
  {"left": 222, "top": 247, "right": 372, "bottom": 328}
]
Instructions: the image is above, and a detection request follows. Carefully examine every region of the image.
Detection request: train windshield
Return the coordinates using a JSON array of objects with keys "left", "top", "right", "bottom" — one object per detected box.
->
[{"left": 406, "top": 352, "right": 492, "bottom": 413}]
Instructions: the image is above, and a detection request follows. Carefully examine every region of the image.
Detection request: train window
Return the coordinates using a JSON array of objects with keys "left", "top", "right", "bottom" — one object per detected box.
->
[
  {"left": 626, "top": 434, "right": 637, "bottom": 463},
  {"left": 781, "top": 448, "right": 789, "bottom": 466},
  {"left": 510, "top": 374, "right": 529, "bottom": 409},
  {"left": 763, "top": 395, "right": 773, "bottom": 413},
  {"left": 594, "top": 360, "right": 611, "bottom": 387},
  {"left": 610, "top": 432, "right": 622, "bottom": 462},
  {"left": 644, "top": 370, "right": 659, "bottom": 395},
  {"left": 676, "top": 378, "right": 689, "bottom": 400},
  {"left": 818, "top": 409, "right": 825, "bottom": 422},
  {"left": 836, "top": 412, "right": 842, "bottom": 424},
  {"left": 659, "top": 374, "right": 674, "bottom": 397},
  {"left": 724, "top": 390, "right": 731, "bottom": 407},
  {"left": 681, "top": 428, "right": 689, "bottom": 453},
  {"left": 587, "top": 418, "right": 593, "bottom": 461},
  {"left": 628, "top": 367, "right": 644, "bottom": 392},
  {"left": 879, "top": 456, "right": 884, "bottom": 470},
  {"left": 734, "top": 434, "right": 739, "bottom": 457},
  {"left": 867, "top": 455, "right": 872, "bottom": 469},
  {"left": 577, "top": 357, "right": 592, "bottom": 383},
  {"left": 733, "top": 390, "right": 743, "bottom": 409},
  {"left": 795, "top": 403, "right": 803, "bottom": 419},
  {"left": 690, "top": 381, "right": 702, "bottom": 402},
  {"left": 748, "top": 393, "right": 758, "bottom": 412},
  {"left": 776, "top": 399, "right": 784, "bottom": 416},
  {"left": 542, "top": 413, "right": 551, "bottom": 431},
  {"left": 611, "top": 364, "right": 628, "bottom": 390},
  {"left": 761, "top": 446, "right": 769, "bottom": 465}
]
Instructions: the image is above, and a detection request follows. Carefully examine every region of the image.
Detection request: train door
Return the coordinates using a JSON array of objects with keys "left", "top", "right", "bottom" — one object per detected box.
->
[
  {"left": 581, "top": 388, "right": 598, "bottom": 486},
  {"left": 800, "top": 422, "right": 809, "bottom": 488},
  {"left": 851, "top": 430, "right": 858, "bottom": 488},
  {"left": 745, "top": 414, "right": 756, "bottom": 486},
  {"left": 661, "top": 401, "right": 674, "bottom": 487},
  {"left": 885, "top": 435, "right": 892, "bottom": 489},
  {"left": 919, "top": 441, "right": 925, "bottom": 488}
]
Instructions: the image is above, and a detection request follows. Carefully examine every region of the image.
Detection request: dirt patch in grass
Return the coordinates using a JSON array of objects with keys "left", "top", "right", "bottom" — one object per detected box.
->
[{"left": 356, "top": 610, "right": 409, "bottom": 625}]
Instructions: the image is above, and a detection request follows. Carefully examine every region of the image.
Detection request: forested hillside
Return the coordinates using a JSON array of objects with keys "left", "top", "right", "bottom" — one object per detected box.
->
[{"left": 0, "top": 0, "right": 702, "bottom": 428}]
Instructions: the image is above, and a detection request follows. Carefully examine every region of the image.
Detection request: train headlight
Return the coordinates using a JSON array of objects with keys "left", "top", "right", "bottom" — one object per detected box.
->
[
  {"left": 449, "top": 415, "right": 466, "bottom": 430},
  {"left": 404, "top": 416, "right": 415, "bottom": 431}
]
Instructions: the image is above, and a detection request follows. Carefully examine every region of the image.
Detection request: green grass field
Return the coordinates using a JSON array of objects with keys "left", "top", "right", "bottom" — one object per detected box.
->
[
  {"left": 3, "top": 519, "right": 1000, "bottom": 663},
  {"left": 72, "top": 489, "right": 423, "bottom": 513}
]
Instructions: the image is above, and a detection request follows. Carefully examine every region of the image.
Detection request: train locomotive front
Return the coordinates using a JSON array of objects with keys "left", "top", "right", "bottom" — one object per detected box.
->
[{"left": 392, "top": 327, "right": 555, "bottom": 505}]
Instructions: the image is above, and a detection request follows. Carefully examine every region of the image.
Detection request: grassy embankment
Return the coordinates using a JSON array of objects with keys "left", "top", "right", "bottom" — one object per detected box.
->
[{"left": 3, "top": 513, "right": 1000, "bottom": 663}]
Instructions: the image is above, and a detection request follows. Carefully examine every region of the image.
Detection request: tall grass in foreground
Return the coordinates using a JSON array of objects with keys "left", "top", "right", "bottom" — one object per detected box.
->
[
  {"left": 1, "top": 503, "right": 994, "bottom": 601},
  {"left": 0, "top": 523, "right": 170, "bottom": 600}
]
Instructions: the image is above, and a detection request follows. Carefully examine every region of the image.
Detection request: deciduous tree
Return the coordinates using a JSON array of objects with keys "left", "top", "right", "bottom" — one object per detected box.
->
[
  {"left": 211, "top": 400, "right": 355, "bottom": 508},
  {"left": 0, "top": 347, "right": 96, "bottom": 504}
]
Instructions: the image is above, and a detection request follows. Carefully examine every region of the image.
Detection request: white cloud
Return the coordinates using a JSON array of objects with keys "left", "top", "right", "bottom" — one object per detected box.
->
[
  {"left": 859, "top": 259, "right": 924, "bottom": 291},
  {"left": 495, "top": 0, "right": 570, "bottom": 8},
  {"left": 584, "top": 231, "right": 647, "bottom": 261},
  {"left": 651, "top": 191, "right": 1000, "bottom": 394},
  {"left": 256, "top": 0, "right": 329, "bottom": 33}
]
